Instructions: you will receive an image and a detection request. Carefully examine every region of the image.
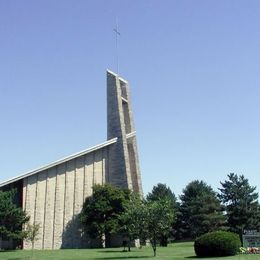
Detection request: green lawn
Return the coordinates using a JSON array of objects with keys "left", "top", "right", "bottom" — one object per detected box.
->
[{"left": 0, "top": 242, "right": 259, "bottom": 260}]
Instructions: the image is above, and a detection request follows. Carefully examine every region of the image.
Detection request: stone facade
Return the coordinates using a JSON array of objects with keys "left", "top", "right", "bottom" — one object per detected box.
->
[
  {"left": 107, "top": 70, "right": 143, "bottom": 194},
  {"left": 0, "top": 70, "right": 142, "bottom": 249},
  {"left": 22, "top": 147, "right": 110, "bottom": 249}
]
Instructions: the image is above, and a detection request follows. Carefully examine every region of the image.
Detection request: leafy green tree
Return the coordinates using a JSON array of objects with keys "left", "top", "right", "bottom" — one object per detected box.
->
[
  {"left": 119, "top": 193, "right": 147, "bottom": 251},
  {"left": 145, "top": 199, "right": 175, "bottom": 256},
  {"left": 80, "top": 184, "right": 130, "bottom": 248},
  {"left": 176, "top": 180, "right": 226, "bottom": 239},
  {"left": 147, "top": 183, "right": 176, "bottom": 246},
  {"left": 218, "top": 173, "right": 260, "bottom": 235},
  {"left": 120, "top": 196, "right": 175, "bottom": 256},
  {"left": 25, "top": 223, "right": 40, "bottom": 249},
  {"left": 0, "top": 189, "right": 29, "bottom": 247},
  {"left": 25, "top": 223, "right": 40, "bottom": 259}
]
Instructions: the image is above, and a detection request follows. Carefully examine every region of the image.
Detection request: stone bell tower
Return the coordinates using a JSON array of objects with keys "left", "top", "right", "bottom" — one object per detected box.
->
[{"left": 107, "top": 70, "right": 143, "bottom": 195}]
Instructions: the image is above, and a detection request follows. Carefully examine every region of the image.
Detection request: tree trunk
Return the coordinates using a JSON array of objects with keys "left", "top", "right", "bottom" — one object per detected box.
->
[
  {"left": 126, "top": 238, "right": 130, "bottom": 252},
  {"left": 152, "top": 236, "right": 157, "bottom": 257},
  {"left": 153, "top": 246, "right": 156, "bottom": 257},
  {"left": 105, "top": 232, "right": 111, "bottom": 248},
  {"left": 101, "top": 234, "right": 105, "bottom": 248},
  {"left": 122, "top": 240, "right": 127, "bottom": 251},
  {"left": 160, "top": 235, "right": 168, "bottom": 247}
]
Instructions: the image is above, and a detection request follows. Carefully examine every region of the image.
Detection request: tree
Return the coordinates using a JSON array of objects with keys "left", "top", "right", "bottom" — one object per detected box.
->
[
  {"left": 0, "top": 189, "right": 29, "bottom": 248},
  {"left": 147, "top": 183, "right": 176, "bottom": 246},
  {"left": 218, "top": 173, "right": 260, "bottom": 236},
  {"left": 80, "top": 184, "right": 130, "bottom": 248},
  {"left": 119, "top": 193, "right": 147, "bottom": 251},
  {"left": 25, "top": 223, "right": 40, "bottom": 249},
  {"left": 25, "top": 223, "right": 40, "bottom": 259},
  {"left": 120, "top": 195, "right": 175, "bottom": 256},
  {"left": 176, "top": 180, "right": 226, "bottom": 239},
  {"left": 147, "top": 183, "right": 177, "bottom": 207},
  {"left": 145, "top": 199, "right": 175, "bottom": 256}
]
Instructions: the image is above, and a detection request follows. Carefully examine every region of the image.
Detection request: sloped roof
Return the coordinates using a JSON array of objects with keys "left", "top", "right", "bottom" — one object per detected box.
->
[{"left": 0, "top": 138, "right": 117, "bottom": 188}]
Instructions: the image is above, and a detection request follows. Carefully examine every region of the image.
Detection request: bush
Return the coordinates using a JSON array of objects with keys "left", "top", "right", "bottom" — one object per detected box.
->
[{"left": 194, "top": 231, "right": 241, "bottom": 257}]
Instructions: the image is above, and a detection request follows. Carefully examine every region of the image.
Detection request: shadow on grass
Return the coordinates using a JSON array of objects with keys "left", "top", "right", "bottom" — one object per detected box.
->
[
  {"left": 95, "top": 257, "right": 150, "bottom": 259},
  {"left": 94, "top": 250, "right": 151, "bottom": 259},
  {"left": 0, "top": 250, "right": 17, "bottom": 253},
  {"left": 1, "top": 254, "right": 28, "bottom": 260},
  {"left": 186, "top": 256, "right": 233, "bottom": 259},
  {"left": 98, "top": 250, "right": 130, "bottom": 253},
  {"left": 7, "top": 258, "right": 26, "bottom": 260}
]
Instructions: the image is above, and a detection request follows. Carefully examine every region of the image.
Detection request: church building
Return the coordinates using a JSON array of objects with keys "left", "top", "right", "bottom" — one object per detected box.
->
[{"left": 0, "top": 70, "right": 143, "bottom": 249}]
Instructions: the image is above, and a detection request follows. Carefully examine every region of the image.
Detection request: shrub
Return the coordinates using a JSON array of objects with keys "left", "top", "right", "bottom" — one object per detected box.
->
[{"left": 194, "top": 231, "right": 241, "bottom": 257}]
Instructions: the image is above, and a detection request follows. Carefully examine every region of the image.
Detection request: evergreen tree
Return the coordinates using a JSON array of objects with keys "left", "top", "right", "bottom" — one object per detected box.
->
[
  {"left": 176, "top": 180, "right": 225, "bottom": 239},
  {"left": 147, "top": 183, "right": 176, "bottom": 207},
  {"left": 218, "top": 173, "right": 260, "bottom": 235},
  {"left": 0, "top": 189, "right": 29, "bottom": 248}
]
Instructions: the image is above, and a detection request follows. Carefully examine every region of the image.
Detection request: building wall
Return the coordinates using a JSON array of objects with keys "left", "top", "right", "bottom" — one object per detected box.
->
[{"left": 22, "top": 147, "right": 109, "bottom": 249}]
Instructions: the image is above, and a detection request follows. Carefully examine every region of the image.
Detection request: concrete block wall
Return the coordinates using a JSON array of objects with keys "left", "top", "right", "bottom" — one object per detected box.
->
[
  {"left": 107, "top": 70, "right": 143, "bottom": 196},
  {"left": 22, "top": 147, "right": 109, "bottom": 250},
  {"left": 107, "top": 71, "right": 131, "bottom": 190}
]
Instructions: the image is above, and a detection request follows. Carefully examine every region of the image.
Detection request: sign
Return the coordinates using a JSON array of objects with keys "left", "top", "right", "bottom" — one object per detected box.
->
[{"left": 243, "top": 229, "right": 260, "bottom": 248}]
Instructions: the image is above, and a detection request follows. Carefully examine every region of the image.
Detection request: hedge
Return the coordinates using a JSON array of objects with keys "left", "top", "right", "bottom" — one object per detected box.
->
[{"left": 194, "top": 231, "right": 241, "bottom": 257}]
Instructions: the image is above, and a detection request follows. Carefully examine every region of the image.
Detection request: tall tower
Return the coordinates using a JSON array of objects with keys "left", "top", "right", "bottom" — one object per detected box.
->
[{"left": 107, "top": 70, "right": 143, "bottom": 195}]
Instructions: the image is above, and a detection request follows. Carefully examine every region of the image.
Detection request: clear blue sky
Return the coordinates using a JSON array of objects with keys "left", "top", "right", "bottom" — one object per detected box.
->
[{"left": 1, "top": 0, "right": 260, "bottom": 198}]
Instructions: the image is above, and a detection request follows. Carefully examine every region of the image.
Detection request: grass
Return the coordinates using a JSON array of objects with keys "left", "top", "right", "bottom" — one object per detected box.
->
[{"left": 0, "top": 242, "right": 259, "bottom": 260}]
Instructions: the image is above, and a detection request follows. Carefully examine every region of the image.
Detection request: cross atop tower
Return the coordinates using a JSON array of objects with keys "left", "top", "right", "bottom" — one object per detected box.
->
[{"left": 113, "top": 19, "right": 120, "bottom": 74}]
